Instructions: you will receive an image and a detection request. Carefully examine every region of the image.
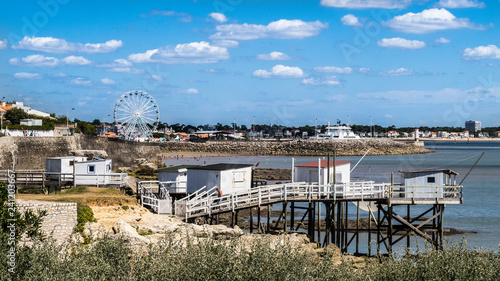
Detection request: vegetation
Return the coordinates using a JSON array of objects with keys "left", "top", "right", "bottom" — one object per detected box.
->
[
  {"left": 75, "top": 203, "right": 97, "bottom": 233},
  {"left": 0, "top": 234, "right": 498, "bottom": 280}
]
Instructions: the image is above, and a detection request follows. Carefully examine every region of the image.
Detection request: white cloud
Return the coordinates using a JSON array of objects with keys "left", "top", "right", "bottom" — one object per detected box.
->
[
  {"left": 302, "top": 76, "right": 341, "bottom": 86},
  {"left": 359, "top": 67, "right": 372, "bottom": 73},
  {"left": 341, "top": 14, "right": 362, "bottom": 26},
  {"left": 252, "top": 65, "right": 304, "bottom": 78},
  {"left": 437, "top": 0, "right": 485, "bottom": 8},
  {"left": 128, "top": 41, "right": 229, "bottom": 64},
  {"left": 385, "top": 114, "right": 394, "bottom": 118},
  {"left": 257, "top": 51, "right": 291, "bottom": 60},
  {"left": 100, "top": 78, "right": 116, "bottom": 85},
  {"left": 53, "top": 73, "right": 67, "bottom": 77},
  {"left": 13, "top": 36, "right": 123, "bottom": 53},
  {"left": 70, "top": 77, "right": 92, "bottom": 85},
  {"left": 9, "top": 54, "right": 59, "bottom": 67},
  {"left": 210, "top": 19, "right": 328, "bottom": 40},
  {"left": 141, "top": 9, "right": 192, "bottom": 22},
  {"left": 0, "top": 39, "right": 7, "bottom": 49},
  {"left": 380, "top": 67, "right": 416, "bottom": 76},
  {"left": 151, "top": 75, "right": 163, "bottom": 81},
  {"left": 183, "top": 88, "right": 199, "bottom": 94},
  {"left": 321, "top": 0, "right": 412, "bottom": 9},
  {"left": 209, "top": 12, "right": 227, "bottom": 23},
  {"left": 435, "top": 37, "right": 451, "bottom": 44},
  {"left": 377, "top": 37, "right": 426, "bottom": 49},
  {"left": 386, "top": 8, "right": 485, "bottom": 34},
  {"left": 463, "top": 45, "right": 500, "bottom": 60},
  {"left": 106, "top": 67, "right": 145, "bottom": 74},
  {"left": 62, "top": 55, "right": 91, "bottom": 65},
  {"left": 98, "top": 58, "right": 133, "bottom": 68},
  {"left": 211, "top": 40, "right": 239, "bottom": 48},
  {"left": 314, "top": 66, "right": 353, "bottom": 74},
  {"left": 13, "top": 72, "right": 41, "bottom": 79}
]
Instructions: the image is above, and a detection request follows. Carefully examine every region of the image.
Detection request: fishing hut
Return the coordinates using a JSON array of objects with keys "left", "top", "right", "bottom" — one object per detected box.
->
[{"left": 186, "top": 163, "right": 253, "bottom": 194}]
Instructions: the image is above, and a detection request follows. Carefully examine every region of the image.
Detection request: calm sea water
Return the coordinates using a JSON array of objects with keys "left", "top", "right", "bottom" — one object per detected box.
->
[{"left": 164, "top": 141, "right": 500, "bottom": 250}]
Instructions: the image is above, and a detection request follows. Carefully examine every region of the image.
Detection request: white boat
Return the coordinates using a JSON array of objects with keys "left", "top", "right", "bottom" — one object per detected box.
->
[{"left": 314, "top": 122, "right": 360, "bottom": 139}]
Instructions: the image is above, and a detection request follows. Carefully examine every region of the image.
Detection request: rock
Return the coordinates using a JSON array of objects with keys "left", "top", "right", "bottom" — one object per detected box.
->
[
  {"left": 83, "top": 222, "right": 109, "bottom": 241},
  {"left": 113, "top": 218, "right": 151, "bottom": 247}
]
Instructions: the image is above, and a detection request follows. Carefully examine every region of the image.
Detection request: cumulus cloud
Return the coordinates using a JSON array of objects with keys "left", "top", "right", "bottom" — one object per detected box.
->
[
  {"left": 211, "top": 40, "right": 239, "bottom": 48},
  {"left": 106, "top": 67, "right": 145, "bottom": 74},
  {"left": 314, "top": 66, "right": 353, "bottom": 74},
  {"left": 62, "top": 55, "right": 92, "bottom": 65},
  {"left": 183, "top": 88, "right": 199, "bottom": 94},
  {"left": 341, "top": 14, "right": 362, "bottom": 26},
  {"left": 359, "top": 67, "right": 372, "bottom": 73},
  {"left": 321, "top": 0, "right": 412, "bottom": 9},
  {"left": 100, "top": 78, "right": 116, "bottom": 85},
  {"left": 13, "top": 72, "right": 41, "bottom": 79},
  {"left": 13, "top": 36, "right": 123, "bottom": 53},
  {"left": 380, "top": 67, "right": 416, "bottom": 76},
  {"left": 437, "top": 0, "right": 485, "bottom": 8},
  {"left": 98, "top": 58, "right": 133, "bottom": 68},
  {"left": 302, "top": 76, "right": 341, "bottom": 86},
  {"left": 377, "top": 37, "right": 426, "bottom": 49},
  {"left": 141, "top": 9, "right": 192, "bottom": 22},
  {"left": 463, "top": 45, "right": 500, "bottom": 60},
  {"left": 209, "top": 12, "right": 227, "bottom": 23},
  {"left": 257, "top": 51, "right": 291, "bottom": 60},
  {"left": 9, "top": 54, "right": 92, "bottom": 67},
  {"left": 210, "top": 19, "right": 328, "bottom": 40},
  {"left": 252, "top": 65, "right": 304, "bottom": 78},
  {"left": 435, "top": 37, "right": 451, "bottom": 44},
  {"left": 70, "top": 77, "right": 92, "bottom": 85},
  {"left": 0, "top": 39, "right": 7, "bottom": 49},
  {"left": 128, "top": 41, "right": 229, "bottom": 64},
  {"left": 385, "top": 8, "right": 486, "bottom": 34}
]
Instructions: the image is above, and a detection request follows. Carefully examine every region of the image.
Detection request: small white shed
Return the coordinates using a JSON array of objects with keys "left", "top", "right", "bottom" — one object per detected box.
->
[
  {"left": 46, "top": 156, "right": 88, "bottom": 180},
  {"left": 186, "top": 163, "right": 253, "bottom": 194},
  {"left": 399, "top": 169, "right": 459, "bottom": 198},
  {"left": 155, "top": 165, "right": 198, "bottom": 194},
  {"left": 74, "top": 159, "right": 113, "bottom": 185},
  {"left": 294, "top": 160, "right": 351, "bottom": 184}
]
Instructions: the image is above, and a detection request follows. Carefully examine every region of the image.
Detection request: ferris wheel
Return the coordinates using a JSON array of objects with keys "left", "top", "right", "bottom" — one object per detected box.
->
[{"left": 113, "top": 90, "right": 160, "bottom": 141}]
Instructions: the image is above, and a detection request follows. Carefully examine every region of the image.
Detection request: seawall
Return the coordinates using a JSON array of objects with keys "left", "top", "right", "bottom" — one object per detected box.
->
[
  {"left": 160, "top": 139, "right": 430, "bottom": 156},
  {"left": 0, "top": 135, "right": 162, "bottom": 170}
]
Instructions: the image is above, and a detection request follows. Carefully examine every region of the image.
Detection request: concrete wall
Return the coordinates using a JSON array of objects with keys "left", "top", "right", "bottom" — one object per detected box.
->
[{"left": 16, "top": 201, "right": 77, "bottom": 245}]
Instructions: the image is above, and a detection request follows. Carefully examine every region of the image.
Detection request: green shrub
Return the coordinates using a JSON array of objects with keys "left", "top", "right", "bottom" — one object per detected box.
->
[
  {"left": 121, "top": 205, "right": 129, "bottom": 211},
  {"left": 75, "top": 203, "right": 97, "bottom": 233}
]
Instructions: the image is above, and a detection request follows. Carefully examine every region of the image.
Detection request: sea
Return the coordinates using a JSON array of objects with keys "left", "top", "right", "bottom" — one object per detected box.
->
[{"left": 163, "top": 141, "right": 500, "bottom": 252}]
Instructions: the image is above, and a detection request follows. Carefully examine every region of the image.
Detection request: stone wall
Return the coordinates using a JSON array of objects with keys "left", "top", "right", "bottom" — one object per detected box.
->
[
  {"left": 0, "top": 135, "right": 161, "bottom": 170},
  {"left": 16, "top": 201, "right": 77, "bottom": 245}
]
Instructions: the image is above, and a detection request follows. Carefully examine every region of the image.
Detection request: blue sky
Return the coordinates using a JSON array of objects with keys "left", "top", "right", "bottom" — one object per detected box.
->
[{"left": 1, "top": 0, "right": 499, "bottom": 127}]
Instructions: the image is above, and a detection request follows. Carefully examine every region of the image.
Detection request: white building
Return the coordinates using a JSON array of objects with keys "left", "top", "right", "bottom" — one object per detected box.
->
[
  {"left": 12, "top": 102, "right": 50, "bottom": 117},
  {"left": 46, "top": 157, "right": 118, "bottom": 186},
  {"left": 20, "top": 119, "right": 43, "bottom": 126},
  {"left": 186, "top": 163, "right": 253, "bottom": 194},
  {"left": 399, "top": 169, "right": 458, "bottom": 199},
  {"left": 293, "top": 160, "right": 351, "bottom": 185},
  {"left": 155, "top": 165, "right": 197, "bottom": 195}
]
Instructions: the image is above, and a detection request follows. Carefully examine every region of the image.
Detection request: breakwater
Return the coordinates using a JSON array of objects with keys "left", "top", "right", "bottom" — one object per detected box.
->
[{"left": 160, "top": 139, "right": 430, "bottom": 156}]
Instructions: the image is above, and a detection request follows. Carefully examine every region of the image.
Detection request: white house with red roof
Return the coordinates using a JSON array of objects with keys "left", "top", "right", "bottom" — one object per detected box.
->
[{"left": 293, "top": 160, "right": 351, "bottom": 185}]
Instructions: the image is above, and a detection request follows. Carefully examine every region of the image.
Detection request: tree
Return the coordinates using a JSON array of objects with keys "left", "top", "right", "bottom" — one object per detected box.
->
[
  {"left": 4, "top": 108, "right": 28, "bottom": 125},
  {"left": 91, "top": 119, "right": 101, "bottom": 126}
]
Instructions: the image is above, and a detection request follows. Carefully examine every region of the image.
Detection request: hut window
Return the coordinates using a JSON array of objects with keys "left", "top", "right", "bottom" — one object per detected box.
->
[
  {"left": 69, "top": 161, "right": 75, "bottom": 166},
  {"left": 88, "top": 165, "right": 95, "bottom": 174},
  {"left": 427, "top": 176, "right": 435, "bottom": 183}
]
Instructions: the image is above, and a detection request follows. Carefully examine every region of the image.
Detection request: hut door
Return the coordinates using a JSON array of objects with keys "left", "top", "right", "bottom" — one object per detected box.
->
[{"left": 232, "top": 171, "right": 246, "bottom": 189}]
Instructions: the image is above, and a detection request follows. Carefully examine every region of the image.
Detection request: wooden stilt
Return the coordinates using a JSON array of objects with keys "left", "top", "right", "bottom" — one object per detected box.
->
[
  {"left": 290, "top": 202, "right": 295, "bottom": 232},
  {"left": 250, "top": 207, "right": 253, "bottom": 233}
]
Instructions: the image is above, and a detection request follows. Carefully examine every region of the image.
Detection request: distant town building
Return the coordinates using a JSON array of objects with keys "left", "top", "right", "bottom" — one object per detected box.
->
[
  {"left": 12, "top": 102, "right": 50, "bottom": 117},
  {"left": 465, "top": 120, "right": 481, "bottom": 137},
  {"left": 20, "top": 119, "right": 42, "bottom": 126}
]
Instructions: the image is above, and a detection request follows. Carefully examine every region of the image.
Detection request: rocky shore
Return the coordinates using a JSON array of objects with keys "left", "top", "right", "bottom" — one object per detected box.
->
[{"left": 161, "top": 139, "right": 429, "bottom": 156}]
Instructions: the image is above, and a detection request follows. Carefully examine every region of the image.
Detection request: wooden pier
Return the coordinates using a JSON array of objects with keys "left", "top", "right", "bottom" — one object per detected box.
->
[{"left": 136, "top": 180, "right": 463, "bottom": 255}]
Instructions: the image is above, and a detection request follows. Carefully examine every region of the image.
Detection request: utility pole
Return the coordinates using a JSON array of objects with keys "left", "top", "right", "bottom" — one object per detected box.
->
[{"left": 0, "top": 97, "right": 5, "bottom": 134}]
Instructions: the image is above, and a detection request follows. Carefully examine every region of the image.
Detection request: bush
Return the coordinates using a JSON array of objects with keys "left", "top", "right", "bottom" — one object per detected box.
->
[{"left": 75, "top": 203, "right": 97, "bottom": 233}]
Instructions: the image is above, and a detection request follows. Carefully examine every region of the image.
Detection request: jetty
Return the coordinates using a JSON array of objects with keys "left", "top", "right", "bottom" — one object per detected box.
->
[{"left": 138, "top": 168, "right": 462, "bottom": 256}]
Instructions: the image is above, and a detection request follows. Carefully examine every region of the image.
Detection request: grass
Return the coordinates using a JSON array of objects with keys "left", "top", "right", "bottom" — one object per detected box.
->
[{"left": 16, "top": 186, "right": 138, "bottom": 206}]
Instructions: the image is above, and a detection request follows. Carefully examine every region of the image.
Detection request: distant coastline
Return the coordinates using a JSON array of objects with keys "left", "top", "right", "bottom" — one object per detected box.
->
[{"left": 419, "top": 138, "right": 500, "bottom": 143}]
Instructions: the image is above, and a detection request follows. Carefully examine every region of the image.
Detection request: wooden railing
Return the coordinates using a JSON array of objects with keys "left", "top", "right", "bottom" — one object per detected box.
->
[{"left": 0, "top": 170, "right": 126, "bottom": 187}]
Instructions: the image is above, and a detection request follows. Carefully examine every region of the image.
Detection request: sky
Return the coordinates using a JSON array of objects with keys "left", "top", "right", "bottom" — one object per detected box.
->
[{"left": 1, "top": 0, "right": 500, "bottom": 128}]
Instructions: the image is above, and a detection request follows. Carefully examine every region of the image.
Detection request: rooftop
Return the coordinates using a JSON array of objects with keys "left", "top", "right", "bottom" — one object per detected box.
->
[
  {"left": 189, "top": 163, "right": 254, "bottom": 171},
  {"left": 155, "top": 165, "right": 199, "bottom": 172},
  {"left": 399, "top": 169, "right": 459, "bottom": 175}
]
